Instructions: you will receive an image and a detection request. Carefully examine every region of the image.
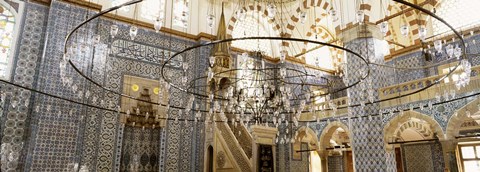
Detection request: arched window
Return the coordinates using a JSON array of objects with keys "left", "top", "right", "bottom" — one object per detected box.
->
[
  {"left": 231, "top": 13, "right": 275, "bottom": 57},
  {"left": 433, "top": 0, "right": 480, "bottom": 35},
  {"left": 0, "top": 3, "right": 18, "bottom": 79}
]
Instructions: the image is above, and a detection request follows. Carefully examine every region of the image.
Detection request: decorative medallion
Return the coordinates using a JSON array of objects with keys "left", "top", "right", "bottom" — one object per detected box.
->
[{"left": 217, "top": 151, "right": 226, "bottom": 168}]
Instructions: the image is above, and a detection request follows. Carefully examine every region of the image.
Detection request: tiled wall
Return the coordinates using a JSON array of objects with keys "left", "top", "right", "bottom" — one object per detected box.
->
[
  {"left": 327, "top": 155, "right": 344, "bottom": 172},
  {"left": 401, "top": 142, "right": 445, "bottom": 172},
  {"left": 1, "top": 2, "right": 49, "bottom": 171},
  {"left": 4, "top": 0, "right": 480, "bottom": 171},
  {"left": 0, "top": 0, "right": 206, "bottom": 171}
]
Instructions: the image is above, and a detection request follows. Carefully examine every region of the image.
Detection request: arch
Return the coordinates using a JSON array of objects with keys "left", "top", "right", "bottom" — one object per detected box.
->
[
  {"left": 385, "top": 4, "right": 413, "bottom": 51},
  {"left": 218, "top": 77, "right": 230, "bottom": 90},
  {"left": 393, "top": 119, "right": 434, "bottom": 140},
  {"left": 226, "top": 4, "right": 281, "bottom": 39},
  {"left": 287, "top": 0, "right": 333, "bottom": 37},
  {"left": 429, "top": 0, "right": 480, "bottom": 35},
  {"left": 229, "top": 11, "right": 279, "bottom": 57},
  {"left": 383, "top": 110, "right": 444, "bottom": 151},
  {"left": 296, "top": 126, "right": 319, "bottom": 146},
  {"left": 304, "top": 26, "right": 339, "bottom": 70},
  {"left": 318, "top": 121, "right": 350, "bottom": 151},
  {"left": 0, "top": 0, "right": 23, "bottom": 80},
  {"left": 207, "top": 145, "right": 214, "bottom": 172},
  {"left": 446, "top": 97, "right": 480, "bottom": 140}
]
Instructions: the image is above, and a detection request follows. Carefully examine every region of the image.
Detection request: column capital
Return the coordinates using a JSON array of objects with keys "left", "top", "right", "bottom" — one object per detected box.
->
[{"left": 440, "top": 140, "right": 458, "bottom": 153}]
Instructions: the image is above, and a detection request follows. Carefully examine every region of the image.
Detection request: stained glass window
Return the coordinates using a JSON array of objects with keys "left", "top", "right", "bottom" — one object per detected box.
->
[
  {"left": 0, "top": 4, "right": 16, "bottom": 79},
  {"left": 173, "top": 0, "right": 189, "bottom": 28},
  {"left": 433, "top": 0, "right": 480, "bottom": 35}
]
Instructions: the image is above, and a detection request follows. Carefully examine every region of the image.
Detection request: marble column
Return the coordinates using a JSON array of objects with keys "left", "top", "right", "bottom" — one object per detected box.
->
[{"left": 340, "top": 24, "right": 395, "bottom": 172}]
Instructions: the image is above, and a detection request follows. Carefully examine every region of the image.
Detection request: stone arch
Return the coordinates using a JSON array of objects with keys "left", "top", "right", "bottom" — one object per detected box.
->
[
  {"left": 394, "top": 120, "right": 434, "bottom": 140},
  {"left": 318, "top": 121, "right": 350, "bottom": 151},
  {"left": 446, "top": 97, "right": 480, "bottom": 140},
  {"left": 385, "top": 1, "right": 438, "bottom": 48},
  {"left": 226, "top": 4, "right": 281, "bottom": 39},
  {"left": 218, "top": 77, "right": 230, "bottom": 90},
  {"left": 303, "top": 25, "right": 342, "bottom": 70},
  {"left": 384, "top": 4, "right": 412, "bottom": 52},
  {"left": 383, "top": 110, "right": 444, "bottom": 151},
  {"left": 295, "top": 126, "right": 319, "bottom": 149},
  {"left": 287, "top": 0, "right": 333, "bottom": 36}
]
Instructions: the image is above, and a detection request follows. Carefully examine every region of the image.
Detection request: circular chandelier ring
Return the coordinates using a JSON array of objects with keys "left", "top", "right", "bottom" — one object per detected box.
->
[
  {"left": 364, "top": 0, "right": 468, "bottom": 72},
  {"left": 57, "top": 0, "right": 468, "bottom": 117},
  {"left": 160, "top": 36, "right": 372, "bottom": 101},
  {"left": 298, "top": 0, "right": 469, "bottom": 114}
]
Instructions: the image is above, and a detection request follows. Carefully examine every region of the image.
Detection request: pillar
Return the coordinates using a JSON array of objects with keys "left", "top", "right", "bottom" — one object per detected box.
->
[
  {"left": 339, "top": 24, "right": 396, "bottom": 171},
  {"left": 441, "top": 140, "right": 459, "bottom": 172}
]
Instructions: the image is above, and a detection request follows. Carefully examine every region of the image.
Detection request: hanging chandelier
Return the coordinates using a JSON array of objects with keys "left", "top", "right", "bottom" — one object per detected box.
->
[
  {"left": 58, "top": 0, "right": 469, "bottom": 131},
  {"left": 0, "top": 0, "right": 472, "bottom": 147}
]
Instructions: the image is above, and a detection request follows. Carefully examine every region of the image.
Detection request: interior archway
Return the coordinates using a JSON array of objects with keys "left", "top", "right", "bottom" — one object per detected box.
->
[
  {"left": 318, "top": 121, "right": 353, "bottom": 172},
  {"left": 384, "top": 110, "right": 444, "bottom": 149}
]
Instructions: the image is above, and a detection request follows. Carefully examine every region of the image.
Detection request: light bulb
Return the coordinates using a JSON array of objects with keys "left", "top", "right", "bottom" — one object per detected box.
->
[
  {"left": 154, "top": 18, "right": 163, "bottom": 33},
  {"left": 446, "top": 44, "right": 454, "bottom": 58},
  {"left": 240, "top": 52, "right": 248, "bottom": 64},
  {"left": 207, "top": 67, "right": 214, "bottom": 80},
  {"left": 267, "top": 3, "right": 277, "bottom": 19},
  {"left": 110, "top": 24, "right": 119, "bottom": 38},
  {"left": 328, "top": 9, "right": 338, "bottom": 22},
  {"left": 92, "top": 35, "right": 101, "bottom": 45},
  {"left": 379, "top": 21, "right": 389, "bottom": 36},
  {"left": 209, "top": 56, "right": 216, "bottom": 66},
  {"left": 434, "top": 40, "right": 443, "bottom": 52},
  {"left": 299, "top": 11, "right": 307, "bottom": 24},
  {"left": 129, "top": 26, "right": 138, "bottom": 40},
  {"left": 207, "top": 14, "right": 215, "bottom": 28},
  {"left": 356, "top": 10, "right": 365, "bottom": 23},
  {"left": 418, "top": 26, "right": 427, "bottom": 41},
  {"left": 400, "top": 25, "right": 409, "bottom": 37},
  {"left": 183, "top": 62, "right": 189, "bottom": 71},
  {"left": 279, "top": 67, "right": 286, "bottom": 78},
  {"left": 280, "top": 50, "right": 287, "bottom": 63},
  {"left": 454, "top": 45, "right": 462, "bottom": 59}
]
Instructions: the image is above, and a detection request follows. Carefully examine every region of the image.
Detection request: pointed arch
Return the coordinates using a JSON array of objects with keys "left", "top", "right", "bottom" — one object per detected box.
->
[
  {"left": 318, "top": 121, "right": 350, "bottom": 151},
  {"left": 446, "top": 97, "right": 480, "bottom": 140},
  {"left": 296, "top": 126, "right": 319, "bottom": 146},
  {"left": 383, "top": 110, "right": 444, "bottom": 151}
]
